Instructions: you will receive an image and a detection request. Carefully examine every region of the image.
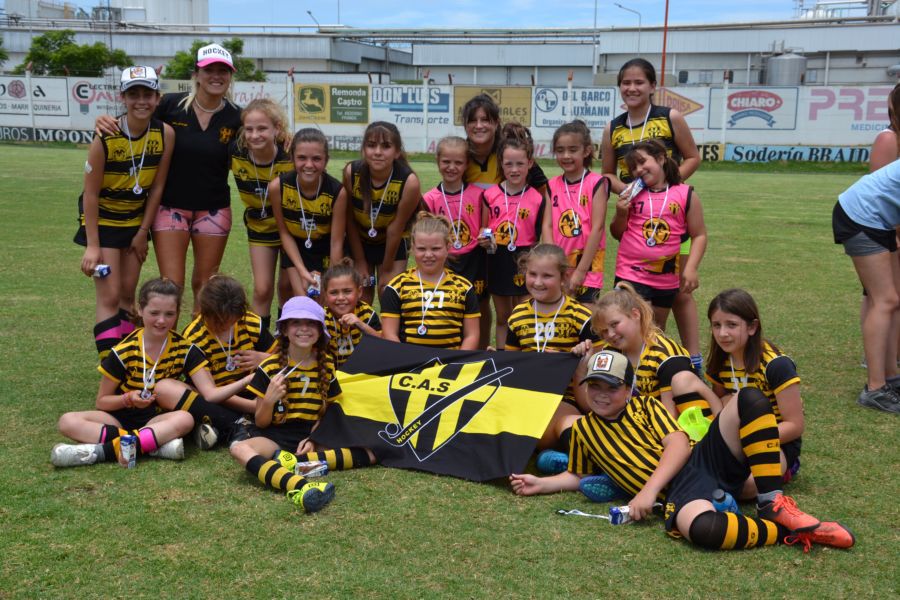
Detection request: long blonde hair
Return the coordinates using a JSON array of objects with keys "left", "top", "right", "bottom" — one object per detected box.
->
[{"left": 177, "top": 67, "right": 237, "bottom": 112}]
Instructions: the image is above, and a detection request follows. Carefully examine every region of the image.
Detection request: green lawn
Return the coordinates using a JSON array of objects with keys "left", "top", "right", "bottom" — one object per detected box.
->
[{"left": 0, "top": 144, "right": 896, "bottom": 598}]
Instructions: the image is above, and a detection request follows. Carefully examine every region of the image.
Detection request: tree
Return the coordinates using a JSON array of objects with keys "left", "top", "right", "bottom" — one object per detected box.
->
[
  {"left": 13, "top": 30, "right": 130, "bottom": 76},
  {"left": 0, "top": 36, "right": 9, "bottom": 69},
  {"left": 163, "top": 38, "right": 266, "bottom": 81}
]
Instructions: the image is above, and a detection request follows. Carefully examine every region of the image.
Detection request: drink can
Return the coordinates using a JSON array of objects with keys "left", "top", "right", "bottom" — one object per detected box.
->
[
  {"left": 120, "top": 434, "right": 137, "bottom": 469},
  {"left": 307, "top": 272, "right": 321, "bottom": 298},
  {"left": 628, "top": 178, "right": 646, "bottom": 201},
  {"left": 609, "top": 505, "right": 631, "bottom": 525},
  {"left": 93, "top": 264, "right": 111, "bottom": 278},
  {"left": 365, "top": 275, "right": 377, "bottom": 288},
  {"left": 295, "top": 460, "right": 329, "bottom": 478}
]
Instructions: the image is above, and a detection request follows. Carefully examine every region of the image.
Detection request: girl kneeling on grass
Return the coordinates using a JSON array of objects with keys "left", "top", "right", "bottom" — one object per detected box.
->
[
  {"left": 503, "top": 244, "right": 598, "bottom": 471},
  {"left": 706, "top": 289, "right": 804, "bottom": 488},
  {"left": 228, "top": 296, "right": 337, "bottom": 513},
  {"left": 511, "top": 350, "right": 854, "bottom": 553},
  {"left": 52, "top": 278, "right": 203, "bottom": 467},
  {"left": 381, "top": 212, "right": 481, "bottom": 350},
  {"left": 593, "top": 282, "right": 722, "bottom": 419}
]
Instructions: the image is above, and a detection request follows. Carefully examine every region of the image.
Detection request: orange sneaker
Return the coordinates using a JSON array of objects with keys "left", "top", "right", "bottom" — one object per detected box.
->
[
  {"left": 785, "top": 522, "right": 856, "bottom": 553},
  {"left": 758, "top": 493, "right": 820, "bottom": 532}
]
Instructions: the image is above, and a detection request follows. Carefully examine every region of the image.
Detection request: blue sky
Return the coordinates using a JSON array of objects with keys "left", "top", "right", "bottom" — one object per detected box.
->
[{"left": 209, "top": 1, "right": 796, "bottom": 29}]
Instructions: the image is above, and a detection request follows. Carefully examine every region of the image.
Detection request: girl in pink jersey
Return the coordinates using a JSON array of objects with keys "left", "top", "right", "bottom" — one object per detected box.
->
[
  {"left": 423, "top": 136, "right": 490, "bottom": 347},
  {"left": 610, "top": 139, "right": 707, "bottom": 330},
  {"left": 478, "top": 123, "right": 546, "bottom": 347},
  {"left": 542, "top": 120, "right": 610, "bottom": 305}
]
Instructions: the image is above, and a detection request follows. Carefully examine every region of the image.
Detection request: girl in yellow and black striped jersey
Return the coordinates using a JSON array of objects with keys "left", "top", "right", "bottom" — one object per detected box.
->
[
  {"left": 151, "top": 275, "right": 277, "bottom": 449},
  {"left": 51, "top": 279, "right": 219, "bottom": 467},
  {"left": 706, "top": 289, "right": 804, "bottom": 490},
  {"left": 270, "top": 128, "right": 347, "bottom": 301},
  {"left": 228, "top": 296, "right": 338, "bottom": 513},
  {"left": 381, "top": 212, "right": 481, "bottom": 350},
  {"left": 593, "top": 282, "right": 722, "bottom": 419},
  {"left": 322, "top": 258, "right": 381, "bottom": 367},
  {"left": 230, "top": 98, "right": 293, "bottom": 332},
  {"left": 340, "top": 122, "right": 422, "bottom": 303},
  {"left": 505, "top": 244, "right": 599, "bottom": 455},
  {"left": 75, "top": 66, "right": 175, "bottom": 359}
]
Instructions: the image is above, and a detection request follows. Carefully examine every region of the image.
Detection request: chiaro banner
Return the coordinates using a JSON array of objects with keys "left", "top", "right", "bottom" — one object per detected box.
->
[{"left": 312, "top": 336, "right": 578, "bottom": 481}]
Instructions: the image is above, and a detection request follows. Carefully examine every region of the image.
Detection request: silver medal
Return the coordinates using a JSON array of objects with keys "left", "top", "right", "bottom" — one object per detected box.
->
[
  {"left": 260, "top": 208, "right": 268, "bottom": 219},
  {"left": 305, "top": 239, "right": 313, "bottom": 249},
  {"left": 573, "top": 228, "right": 582, "bottom": 236},
  {"left": 225, "top": 359, "right": 236, "bottom": 372},
  {"left": 133, "top": 184, "right": 143, "bottom": 195},
  {"left": 368, "top": 228, "right": 378, "bottom": 238},
  {"left": 646, "top": 237, "right": 657, "bottom": 247},
  {"left": 140, "top": 389, "right": 152, "bottom": 400},
  {"left": 508, "top": 243, "right": 517, "bottom": 252},
  {"left": 417, "top": 324, "right": 428, "bottom": 335},
  {"left": 453, "top": 240, "right": 463, "bottom": 250}
]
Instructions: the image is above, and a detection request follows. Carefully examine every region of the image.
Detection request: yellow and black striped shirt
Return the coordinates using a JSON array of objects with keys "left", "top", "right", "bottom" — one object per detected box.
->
[
  {"left": 181, "top": 311, "right": 277, "bottom": 386},
  {"left": 569, "top": 394, "right": 684, "bottom": 499},
  {"left": 381, "top": 268, "right": 480, "bottom": 348},
  {"left": 280, "top": 171, "right": 342, "bottom": 254},
  {"left": 80, "top": 119, "right": 166, "bottom": 228},
  {"left": 324, "top": 302, "right": 381, "bottom": 366},
  {"left": 230, "top": 145, "right": 293, "bottom": 246},
  {"left": 706, "top": 341, "right": 800, "bottom": 423},
  {"left": 349, "top": 159, "right": 414, "bottom": 244},
  {"left": 99, "top": 328, "right": 208, "bottom": 393},
  {"left": 609, "top": 105, "right": 680, "bottom": 183},
  {"left": 247, "top": 353, "right": 341, "bottom": 426}
]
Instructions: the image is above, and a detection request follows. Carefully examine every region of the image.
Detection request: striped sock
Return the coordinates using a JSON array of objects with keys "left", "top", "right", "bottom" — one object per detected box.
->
[
  {"left": 299, "top": 448, "right": 375, "bottom": 471},
  {"left": 246, "top": 455, "right": 309, "bottom": 494},
  {"left": 689, "top": 510, "right": 787, "bottom": 550},
  {"left": 736, "top": 388, "right": 783, "bottom": 496}
]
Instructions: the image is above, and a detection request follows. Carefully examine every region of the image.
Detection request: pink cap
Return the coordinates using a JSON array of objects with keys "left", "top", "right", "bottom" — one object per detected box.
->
[
  {"left": 196, "top": 43, "right": 235, "bottom": 71},
  {"left": 277, "top": 296, "right": 330, "bottom": 338}
]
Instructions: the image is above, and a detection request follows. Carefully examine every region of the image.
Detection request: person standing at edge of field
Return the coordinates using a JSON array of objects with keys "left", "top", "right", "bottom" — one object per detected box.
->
[
  {"left": 858, "top": 84, "right": 900, "bottom": 374},
  {"left": 833, "top": 159, "right": 900, "bottom": 414},
  {"left": 96, "top": 44, "right": 243, "bottom": 315},
  {"left": 601, "top": 58, "right": 704, "bottom": 375},
  {"left": 75, "top": 66, "right": 175, "bottom": 359}
]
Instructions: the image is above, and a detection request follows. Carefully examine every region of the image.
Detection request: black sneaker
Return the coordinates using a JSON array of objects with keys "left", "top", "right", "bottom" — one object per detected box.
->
[{"left": 857, "top": 385, "right": 900, "bottom": 414}]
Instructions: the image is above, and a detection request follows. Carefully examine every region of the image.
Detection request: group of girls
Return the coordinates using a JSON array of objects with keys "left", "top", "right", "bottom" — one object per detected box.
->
[{"left": 65, "top": 49, "right": 813, "bottom": 529}]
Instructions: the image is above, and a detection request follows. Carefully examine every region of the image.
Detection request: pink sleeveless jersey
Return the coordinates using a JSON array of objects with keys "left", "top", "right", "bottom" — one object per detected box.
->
[
  {"left": 422, "top": 184, "right": 484, "bottom": 257},
  {"left": 615, "top": 183, "right": 692, "bottom": 290},
  {"left": 482, "top": 184, "right": 544, "bottom": 248},
  {"left": 547, "top": 171, "right": 608, "bottom": 289}
]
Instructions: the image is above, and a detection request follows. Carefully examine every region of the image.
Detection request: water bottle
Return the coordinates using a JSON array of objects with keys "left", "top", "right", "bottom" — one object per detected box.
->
[{"left": 711, "top": 488, "right": 740, "bottom": 514}]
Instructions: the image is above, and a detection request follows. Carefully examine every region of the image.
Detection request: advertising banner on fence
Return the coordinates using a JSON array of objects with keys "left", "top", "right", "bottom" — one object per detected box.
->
[
  {"left": 294, "top": 83, "right": 369, "bottom": 124},
  {"left": 0, "top": 76, "right": 69, "bottom": 117},
  {"left": 454, "top": 86, "right": 532, "bottom": 127},
  {"left": 532, "top": 86, "right": 617, "bottom": 131},
  {"left": 370, "top": 84, "right": 452, "bottom": 126},
  {"left": 708, "top": 87, "right": 799, "bottom": 130}
]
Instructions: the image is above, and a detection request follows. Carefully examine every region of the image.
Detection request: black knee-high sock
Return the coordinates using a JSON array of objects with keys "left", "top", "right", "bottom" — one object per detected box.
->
[
  {"left": 246, "top": 454, "right": 309, "bottom": 494},
  {"left": 175, "top": 390, "right": 239, "bottom": 436},
  {"left": 93, "top": 314, "right": 122, "bottom": 359},
  {"left": 556, "top": 427, "right": 573, "bottom": 453},
  {"left": 299, "top": 448, "right": 375, "bottom": 471},
  {"left": 673, "top": 392, "right": 713, "bottom": 418},
  {"left": 688, "top": 510, "right": 787, "bottom": 550},
  {"left": 736, "top": 388, "right": 783, "bottom": 498}
]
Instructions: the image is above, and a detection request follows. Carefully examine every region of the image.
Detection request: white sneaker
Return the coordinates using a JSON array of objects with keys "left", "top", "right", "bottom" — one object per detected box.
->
[
  {"left": 51, "top": 443, "right": 103, "bottom": 467},
  {"left": 149, "top": 438, "right": 185, "bottom": 460},
  {"left": 192, "top": 422, "right": 219, "bottom": 450}
]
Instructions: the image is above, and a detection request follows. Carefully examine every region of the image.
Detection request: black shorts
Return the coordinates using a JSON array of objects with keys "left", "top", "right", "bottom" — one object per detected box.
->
[
  {"left": 280, "top": 245, "right": 331, "bottom": 274},
  {"left": 448, "top": 247, "right": 488, "bottom": 299},
  {"left": 74, "top": 224, "right": 144, "bottom": 249},
  {"left": 572, "top": 286, "right": 602, "bottom": 306},
  {"left": 362, "top": 239, "right": 408, "bottom": 266},
  {"left": 106, "top": 405, "right": 161, "bottom": 431},
  {"left": 614, "top": 277, "right": 678, "bottom": 309},
  {"left": 832, "top": 202, "right": 896, "bottom": 251},
  {"left": 487, "top": 245, "right": 529, "bottom": 296},
  {"left": 246, "top": 421, "right": 314, "bottom": 452},
  {"left": 664, "top": 418, "right": 748, "bottom": 533}
]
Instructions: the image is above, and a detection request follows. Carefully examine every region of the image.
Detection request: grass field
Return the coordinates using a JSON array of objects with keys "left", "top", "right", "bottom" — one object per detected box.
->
[{"left": 1, "top": 144, "right": 897, "bottom": 598}]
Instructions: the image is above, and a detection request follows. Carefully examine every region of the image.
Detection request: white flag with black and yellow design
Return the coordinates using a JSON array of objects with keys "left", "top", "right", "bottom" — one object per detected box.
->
[{"left": 312, "top": 336, "right": 579, "bottom": 481}]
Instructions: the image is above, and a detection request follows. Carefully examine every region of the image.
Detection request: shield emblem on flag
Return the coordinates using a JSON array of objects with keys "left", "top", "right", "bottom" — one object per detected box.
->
[{"left": 380, "top": 357, "right": 513, "bottom": 462}]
